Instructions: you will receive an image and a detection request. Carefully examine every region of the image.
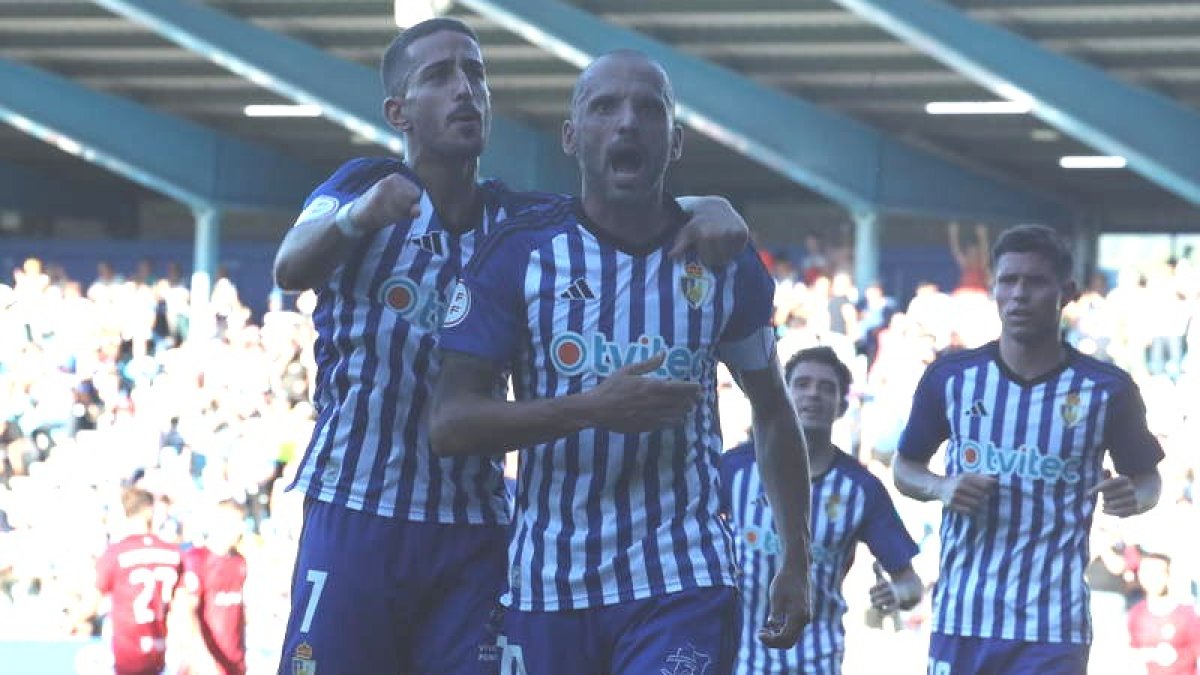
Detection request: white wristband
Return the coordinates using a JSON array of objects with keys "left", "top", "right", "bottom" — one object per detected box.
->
[{"left": 334, "top": 201, "right": 367, "bottom": 238}]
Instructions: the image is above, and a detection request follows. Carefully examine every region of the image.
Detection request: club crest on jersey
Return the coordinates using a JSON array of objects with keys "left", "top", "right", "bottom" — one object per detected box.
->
[
  {"left": 680, "top": 262, "right": 714, "bottom": 309},
  {"left": 292, "top": 642, "right": 316, "bottom": 675},
  {"left": 442, "top": 280, "right": 471, "bottom": 328},
  {"left": 661, "top": 644, "right": 712, "bottom": 675},
  {"left": 824, "top": 494, "right": 844, "bottom": 521},
  {"left": 1060, "top": 392, "right": 1082, "bottom": 428}
]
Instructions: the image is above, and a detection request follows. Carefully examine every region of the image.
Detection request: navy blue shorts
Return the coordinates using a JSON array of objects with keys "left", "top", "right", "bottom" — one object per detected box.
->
[
  {"left": 494, "top": 586, "right": 740, "bottom": 675},
  {"left": 928, "top": 633, "right": 1089, "bottom": 675},
  {"left": 277, "top": 498, "right": 508, "bottom": 675}
]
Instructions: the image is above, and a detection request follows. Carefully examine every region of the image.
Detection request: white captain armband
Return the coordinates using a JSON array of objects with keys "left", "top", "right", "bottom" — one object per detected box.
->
[
  {"left": 718, "top": 325, "right": 776, "bottom": 371},
  {"left": 294, "top": 195, "right": 339, "bottom": 228}
]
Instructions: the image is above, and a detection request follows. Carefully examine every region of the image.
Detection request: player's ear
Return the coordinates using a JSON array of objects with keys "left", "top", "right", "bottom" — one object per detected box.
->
[
  {"left": 384, "top": 96, "right": 410, "bottom": 133},
  {"left": 1060, "top": 278, "right": 1080, "bottom": 308},
  {"left": 669, "top": 122, "right": 683, "bottom": 162},
  {"left": 562, "top": 119, "right": 578, "bottom": 156},
  {"left": 838, "top": 397, "right": 849, "bottom": 418}
]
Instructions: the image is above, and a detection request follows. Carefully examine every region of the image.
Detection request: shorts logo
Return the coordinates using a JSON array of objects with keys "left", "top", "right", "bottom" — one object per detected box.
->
[
  {"left": 379, "top": 275, "right": 447, "bottom": 330},
  {"left": 549, "top": 331, "right": 705, "bottom": 380},
  {"left": 958, "top": 439, "right": 1081, "bottom": 483},
  {"left": 1060, "top": 392, "right": 1082, "bottom": 428},
  {"left": 292, "top": 642, "right": 316, "bottom": 675},
  {"left": 662, "top": 644, "right": 711, "bottom": 675},
  {"left": 680, "top": 262, "right": 714, "bottom": 310},
  {"left": 442, "top": 280, "right": 471, "bottom": 328}
]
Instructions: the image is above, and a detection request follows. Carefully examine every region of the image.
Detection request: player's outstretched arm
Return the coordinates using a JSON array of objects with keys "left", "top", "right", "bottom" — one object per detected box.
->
[
  {"left": 273, "top": 174, "right": 421, "bottom": 291},
  {"left": 734, "top": 354, "right": 813, "bottom": 649},
  {"left": 671, "top": 196, "right": 749, "bottom": 267},
  {"left": 430, "top": 351, "right": 701, "bottom": 457}
]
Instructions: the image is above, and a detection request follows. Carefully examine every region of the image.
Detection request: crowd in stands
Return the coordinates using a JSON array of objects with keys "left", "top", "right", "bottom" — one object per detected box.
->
[{"left": 1, "top": 238, "right": 1197, "bottom": 672}]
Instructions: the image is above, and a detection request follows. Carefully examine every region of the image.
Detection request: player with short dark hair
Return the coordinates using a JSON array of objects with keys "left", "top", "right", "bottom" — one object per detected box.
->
[
  {"left": 894, "top": 223, "right": 1164, "bottom": 674},
  {"left": 722, "top": 346, "right": 922, "bottom": 674},
  {"left": 273, "top": 18, "right": 753, "bottom": 675},
  {"left": 431, "top": 50, "right": 812, "bottom": 675}
]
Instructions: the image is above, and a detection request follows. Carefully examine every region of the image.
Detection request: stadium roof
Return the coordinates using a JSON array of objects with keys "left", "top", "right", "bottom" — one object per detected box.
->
[{"left": 1, "top": 0, "right": 1198, "bottom": 228}]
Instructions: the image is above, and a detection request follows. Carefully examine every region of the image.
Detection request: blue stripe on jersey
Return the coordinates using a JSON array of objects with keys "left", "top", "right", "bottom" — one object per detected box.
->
[
  {"left": 720, "top": 445, "right": 917, "bottom": 674},
  {"left": 904, "top": 341, "right": 1162, "bottom": 644},
  {"left": 289, "top": 159, "right": 557, "bottom": 524},
  {"left": 440, "top": 202, "right": 771, "bottom": 611}
]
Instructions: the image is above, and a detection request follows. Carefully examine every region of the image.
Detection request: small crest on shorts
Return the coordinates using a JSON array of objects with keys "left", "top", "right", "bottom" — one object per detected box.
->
[
  {"left": 1060, "top": 392, "right": 1082, "bottom": 428},
  {"left": 661, "top": 643, "right": 712, "bottom": 675},
  {"left": 680, "top": 262, "right": 714, "bottom": 310},
  {"left": 292, "top": 642, "right": 316, "bottom": 675}
]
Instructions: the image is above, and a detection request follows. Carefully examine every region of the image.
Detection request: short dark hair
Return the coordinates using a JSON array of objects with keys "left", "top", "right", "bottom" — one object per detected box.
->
[
  {"left": 783, "top": 346, "right": 852, "bottom": 400},
  {"left": 990, "top": 224, "right": 1074, "bottom": 281},
  {"left": 380, "top": 17, "right": 479, "bottom": 97}
]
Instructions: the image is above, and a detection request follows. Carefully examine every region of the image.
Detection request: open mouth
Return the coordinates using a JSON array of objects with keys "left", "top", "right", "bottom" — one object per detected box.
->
[{"left": 608, "top": 147, "right": 644, "bottom": 176}]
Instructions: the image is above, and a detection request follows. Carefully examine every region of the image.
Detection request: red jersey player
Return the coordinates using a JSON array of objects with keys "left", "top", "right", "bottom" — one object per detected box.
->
[
  {"left": 92, "top": 488, "right": 183, "bottom": 675},
  {"left": 1129, "top": 552, "right": 1200, "bottom": 675},
  {"left": 173, "top": 499, "right": 249, "bottom": 675}
]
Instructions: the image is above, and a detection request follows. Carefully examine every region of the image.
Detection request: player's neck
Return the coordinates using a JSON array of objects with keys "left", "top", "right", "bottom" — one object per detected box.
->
[
  {"left": 998, "top": 334, "right": 1067, "bottom": 382},
  {"left": 581, "top": 190, "right": 671, "bottom": 247},
  {"left": 412, "top": 154, "right": 481, "bottom": 234},
  {"left": 803, "top": 428, "right": 837, "bottom": 476}
]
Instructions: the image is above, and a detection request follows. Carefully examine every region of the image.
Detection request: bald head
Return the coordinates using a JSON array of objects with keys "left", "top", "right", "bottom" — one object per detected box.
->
[{"left": 570, "top": 50, "right": 676, "bottom": 121}]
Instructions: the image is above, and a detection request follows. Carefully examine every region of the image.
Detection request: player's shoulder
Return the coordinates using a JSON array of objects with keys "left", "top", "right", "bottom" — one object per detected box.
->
[
  {"left": 925, "top": 340, "right": 997, "bottom": 378},
  {"left": 314, "top": 156, "right": 413, "bottom": 201},
  {"left": 479, "top": 179, "right": 565, "bottom": 215},
  {"left": 830, "top": 451, "right": 888, "bottom": 494},
  {"left": 466, "top": 195, "right": 577, "bottom": 272},
  {"left": 1066, "top": 344, "right": 1138, "bottom": 390}
]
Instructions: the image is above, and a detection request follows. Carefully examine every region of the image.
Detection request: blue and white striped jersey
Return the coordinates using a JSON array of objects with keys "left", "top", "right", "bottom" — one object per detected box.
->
[
  {"left": 720, "top": 443, "right": 918, "bottom": 674},
  {"left": 288, "top": 157, "right": 554, "bottom": 524},
  {"left": 438, "top": 198, "right": 775, "bottom": 611},
  {"left": 898, "top": 341, "right": 1164, "bottom": 644}
]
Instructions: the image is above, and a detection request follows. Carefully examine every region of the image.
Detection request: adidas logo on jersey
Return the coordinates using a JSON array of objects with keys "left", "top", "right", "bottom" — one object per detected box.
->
[
  {"left": 409, "top": 232, "right": 446, "bottom": 256},
  {"left": 966, "top": 400, "right": 989, "bottom": 417},
  {"left": 560, "top": 277, "right": 596, "bottom": 300}
]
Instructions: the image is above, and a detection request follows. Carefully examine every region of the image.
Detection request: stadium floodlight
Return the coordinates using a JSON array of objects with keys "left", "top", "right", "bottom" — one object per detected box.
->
[
  {"left": 395, "top": 0, "right": 452, "bottom": 28},
  {"left": 925, "top": 100, "right": 1032, "bottom": 115},
  {"left": 243, "top": 104, "right": 323, "bottom": 118},
  {"left": 1059, "top": 155, "right": 1127, "bottom": 169}
]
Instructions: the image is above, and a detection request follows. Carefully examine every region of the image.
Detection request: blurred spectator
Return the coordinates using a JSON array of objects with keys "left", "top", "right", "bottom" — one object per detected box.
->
[
  {"left": 948, "top": 222, "right": 990, "bottom": 294},
  {"left": 1128, "top": 552, "right": 1200, "bottom": 675}
]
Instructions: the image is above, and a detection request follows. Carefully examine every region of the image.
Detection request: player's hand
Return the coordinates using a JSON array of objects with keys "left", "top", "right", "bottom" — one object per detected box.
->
[
  {"left": 868, "top": 562, "right": 898, "bottom": 612},
  {"left": 671, "top": 196, "right": 748, "bottom": 267},
  {"left": 1088, "top": 470, "right": 1138, "bottom": 517},
  {"left": 585, "top": 353, "right": 701, "bottom": 433},
  {"left": 759, "top": 556, "right": 811, "bottom": 648},
  {"left": 939, "top": 473, "right": 997, "bottom": 515},
  {"left": 345, "top": 173, "right": 422, "bottom": 234}
]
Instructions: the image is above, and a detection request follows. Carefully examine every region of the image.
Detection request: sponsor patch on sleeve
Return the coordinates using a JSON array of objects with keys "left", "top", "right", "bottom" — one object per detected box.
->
[
  {"left": 295, "top": 195, "right": 340, "bottom": 227},
  {"left": 442, "top": 279, "right": 472, "bottom": 328}
]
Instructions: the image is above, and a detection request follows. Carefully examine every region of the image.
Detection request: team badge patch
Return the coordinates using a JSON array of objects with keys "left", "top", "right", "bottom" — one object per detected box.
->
[
  {"left": 680, "top": 262, "right": 714, "bottom": 309},
  {"left": 824, "top": 494, "right": 843, "bottom": 521},
  {"left": 1060, "top": 392, "right": 1082, "bottom": 428},
  {"left": 296, "top": 196, "right": 339, "bottom": 225},
  {"left": 442, "top": 280, "right": 471, "bottom": 328},
  {"left": 292, "top": 642, "right": 316, "bottom": 675}
]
